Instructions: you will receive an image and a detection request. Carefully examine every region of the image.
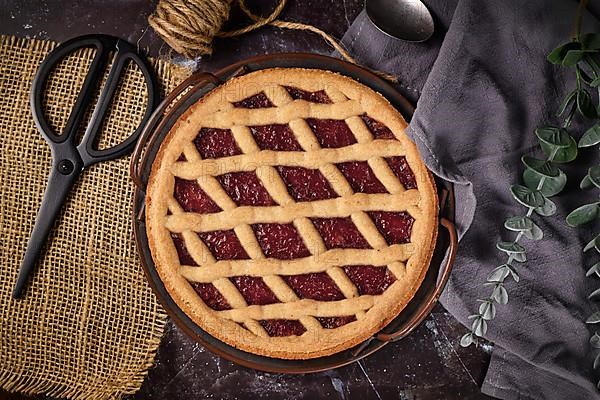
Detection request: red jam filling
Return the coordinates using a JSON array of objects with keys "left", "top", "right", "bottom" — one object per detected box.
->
[
  {"left": 231, "top": 276, "right": 279, "bottom": 305},
  {"left": 343, "top": 266, "right": 396, "bottom": 295},
  {"left": 252, "top": 223, "right": 311, "bottom": 259},
  {"left": 337, "top": 161, "right": 387, "bottom": 194},
  {"left": 283, "top": 272, "right": 345, "bottom": 301},
  {"left": 386, "top": 156, "right": 417, "bottom": 190},
  {"left": 317, "top": 316, "right": 356, "bottom": 329},
  {"left": 260, "top": 319, "right": 306, "bottom": 337},
  {"left": 232, "top": 92, "right": 274, "bottom": 108},
  {"left": 284, "top": 86, "right": 332, "bottom": 104},
  {"left": 368, "top": 211, "right": 414, "bottom": 244},
  {"left": 216, "top": 171, "right": 277, "bottom": 207},
  {"left": 194, "top": 128, "right": 242, "bottom": 159},
  {"left": 171, "top": 233, "right": 197, "bottom": 266},
  {"left": 361, "top": 114, "right": 395, "bottom": 139},
  {"left": 174, "top": 177, "right": 222, "bottom": 214},
  {"left": 306, "top": 118, "right": 357, "bottom": 148},
  {"left": 250, "top": 124, "right": 303, "bottom": 151},
  {"left": 277, "top": 166, "right": 338, "bottom": 202},
  {"left": 311, "top": 217, "right": 370, "bottom": 249},
  {"left": 198, "top": 230, "right": 249, "bottom": 261},
  {"left": 192, "top": 282, "right": 232, "bottom": 311}
]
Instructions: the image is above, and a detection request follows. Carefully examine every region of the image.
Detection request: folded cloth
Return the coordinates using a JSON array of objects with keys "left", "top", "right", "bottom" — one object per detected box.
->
[{"left": 340, "top": 1, "right": 600, "bottom": 399}]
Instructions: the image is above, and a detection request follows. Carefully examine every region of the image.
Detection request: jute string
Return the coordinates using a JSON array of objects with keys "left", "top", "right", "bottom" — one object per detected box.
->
[{"left": 149, "top": 0, "right": 398, "bottom": 81}]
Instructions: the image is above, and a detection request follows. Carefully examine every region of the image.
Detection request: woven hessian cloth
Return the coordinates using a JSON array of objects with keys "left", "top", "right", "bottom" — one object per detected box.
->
[{"left": 0, "top": 35, "right": 180, "bottom": 399}]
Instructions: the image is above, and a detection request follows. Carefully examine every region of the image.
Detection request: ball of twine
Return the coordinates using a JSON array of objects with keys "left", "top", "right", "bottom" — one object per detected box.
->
[{"left": 148, "top": 0, "right": 397, "bottom": 82}]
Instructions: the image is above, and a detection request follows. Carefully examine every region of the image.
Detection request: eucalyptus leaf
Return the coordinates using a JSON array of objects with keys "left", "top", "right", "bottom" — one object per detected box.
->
[
  {"left": 492, "top": 284, "right": 509, "bottom": 305},
  {"left": 566, "top": 203, "right": 600, "bottom": 227},
  {"left": 583, "top": 235, "right": 600, "bottom": 253},
  {"left": 540, "top": 136, "right": 578, "bottom": 163},
  {"left": 523, "top": 221, "right": 544, "bottom": 241},
  {"left": 487, "top": 265, "right": 510, "bottom": 282},
  {"left": 591, "top": 332, "right": 600, "bottom": 348},
  {"left": 523, "top": 168, "right": 567, "bottom": 197},
  {"left": 547, "top": 42, "right": 581, "bottom": 64},
  {"left": 588, "top": 166, "right": 600, "bottom": 189},
  {"left": 534, "top": 197, "right": 557, "bottom": 216},
  {"left": 479, "top": 301, "right": 497, "bottom": 320},
  {"left": 591, "top": 76, "right": 600, "bottom": 87},
  {"left": 508, "top": 266, "right": 520, "bottom": 282},
  {"left": 595, "top": 352, "right": 600, "bottom": 370},
  {"left": 563, "top": 49, "right": 586, "bottom": 66},
  {"left": 510, "top": 185, "right": 545, "bottom": 208},
  {"left": 472, "top": 317, "right": 487, "bottom": 337},
  {"left": 504, "top": 216, "right": 534, "bottom": 232},
  {"left": 586, "top": 262, "right": 600, "bottom": 278},
  {"left": 579, "top": 124, "right": 600, "bottom": 147},
  {"left": 581, "top": 33, "right": 600, "bottom": 50},
  {"left": 497, "top": 241, "right": 526, "bottom": 255},
  {"left": 535, "top": 126, "right": 571, "bottom": 148},
  {"left": 512, "top": 252, "right": 527, "bottom": 263},
  {"left": 522, "top": 156, "right": 560, "bottom": 177},
  {"left": 556, "top": 90, "right": 577, "bottom": 116},
  {"left": 577, "top": 89, "right": 597, "bottom": 118},
  {"left": 587, "top": 312, "right": 600, "bottom": 324},
  {"left": 589, "top": 287, "right": 600, "bottom": 299},
  {"left": 581, "top": 174, "right": 593, "bottom": 190},
  {"left": 460, "top": 333, "right": 474, "bottom": 347}
]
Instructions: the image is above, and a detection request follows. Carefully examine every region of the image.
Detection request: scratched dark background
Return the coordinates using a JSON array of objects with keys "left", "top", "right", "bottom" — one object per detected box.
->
[{"left": 0, "top": 1, "right": 493, "bottom": 399}]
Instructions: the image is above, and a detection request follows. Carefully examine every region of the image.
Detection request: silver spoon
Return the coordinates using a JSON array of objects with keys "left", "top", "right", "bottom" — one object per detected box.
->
[{"left": 366, "top": 0, "right": 434, "bottom": 42}]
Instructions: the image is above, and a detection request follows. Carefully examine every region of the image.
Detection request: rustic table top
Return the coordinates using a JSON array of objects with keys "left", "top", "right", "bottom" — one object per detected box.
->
[{"left": 0, "top": 1, "right": 493, "bottom": 399}]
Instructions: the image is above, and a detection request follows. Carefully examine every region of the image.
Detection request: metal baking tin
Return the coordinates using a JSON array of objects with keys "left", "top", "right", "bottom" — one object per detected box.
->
[{"left": 130, "top": 53, "right": 458, "bottom": 374}]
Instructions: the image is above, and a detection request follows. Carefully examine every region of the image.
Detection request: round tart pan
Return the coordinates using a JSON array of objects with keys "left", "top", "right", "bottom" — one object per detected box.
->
[{"left": 130, "top": 53, "right": 458, "bottom": 373}]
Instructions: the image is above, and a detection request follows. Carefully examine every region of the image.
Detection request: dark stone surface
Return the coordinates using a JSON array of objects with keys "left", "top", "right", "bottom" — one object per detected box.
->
[{"left": 0, "top": 1, "right": 493, "bottom": 398}]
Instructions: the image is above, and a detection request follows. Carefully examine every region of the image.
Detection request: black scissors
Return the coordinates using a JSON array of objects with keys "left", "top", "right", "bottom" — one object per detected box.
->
[{"left": 12, "top": 34, "right": 158, "bottom": 298}]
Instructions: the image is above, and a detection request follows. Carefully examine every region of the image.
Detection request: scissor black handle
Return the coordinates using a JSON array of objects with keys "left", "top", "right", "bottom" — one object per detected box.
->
[{"left": 30, "top": 34, "right": 158, "bottom": 166}]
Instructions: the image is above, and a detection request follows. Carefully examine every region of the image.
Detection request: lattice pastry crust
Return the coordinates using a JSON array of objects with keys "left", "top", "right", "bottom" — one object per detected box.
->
[{"left": 146, "top": 68, "right": 438, "bottom": 359}]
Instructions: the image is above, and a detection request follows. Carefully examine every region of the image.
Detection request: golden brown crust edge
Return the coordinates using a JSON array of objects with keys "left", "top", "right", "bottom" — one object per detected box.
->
[{"left": 145, "top": 68, "right": 439, "bottom": 359}]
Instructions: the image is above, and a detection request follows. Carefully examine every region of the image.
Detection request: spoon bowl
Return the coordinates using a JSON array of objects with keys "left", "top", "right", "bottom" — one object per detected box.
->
[{"left": 366, "top": 0, "right": 434, "bottom": 42}]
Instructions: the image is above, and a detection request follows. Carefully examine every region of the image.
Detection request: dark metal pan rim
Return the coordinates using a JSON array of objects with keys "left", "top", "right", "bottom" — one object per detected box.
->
[{"left": 130, "top": 53, "right": 457, "bottom": 374}]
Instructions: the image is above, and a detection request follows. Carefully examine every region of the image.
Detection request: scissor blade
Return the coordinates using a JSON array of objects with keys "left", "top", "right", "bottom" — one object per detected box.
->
[{"left": 13, "top": 166, "right": 79, "bottom": 298}]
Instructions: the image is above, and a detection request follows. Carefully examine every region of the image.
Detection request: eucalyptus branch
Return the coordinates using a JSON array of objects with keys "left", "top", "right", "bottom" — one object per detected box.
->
[{"left": 460, "top": 32, "right": 596, "bottom": 348}]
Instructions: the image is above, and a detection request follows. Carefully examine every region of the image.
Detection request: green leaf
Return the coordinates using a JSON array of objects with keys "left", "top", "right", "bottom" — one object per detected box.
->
[
  {"left": 566, "top": 203, "right": 600, "bottom": 227},
  {"left": 510, "top": 185, "right": 545, "bottom": 208},
  {"left": 584, "top": 235, "right": 600, "bottom": 253},
  {"left": 589, "top": 287, "right": 600, "bottom": 299},
  {"left": 472, "top": 317, "right": 487, "bottom": 337},
  {"left": 540, "top": 136, "right": 578, "bottom": 163},
  {"left": 556, "top": 91, "right": 578, "bottom": 116},
  {"left": 590, "top": 76, "right": 600, "bottom": 87},
  {"left": 547, "top": 42, "right": 581, "bottom": 64},
  {"left": 492, "top": 284, "right": 509, "bottom": 305},
  {"left": 512, "top": 252, "right": 527, "bottom": 262},
  {"left": 535, "top": 126, "right": 571, "bottom": 148},
  {"left": 534, "top": 197, "right": 557, "bottom": 216},
  {"left": 479, "top": 301, "right": 497, "bottom": 320},
  {"left": 523, "top": 221, "right": 544, "bottom": 241},
  {"left": 563, "top": 49, "right": 586, "bottom": 66},
  {"left": 497, "top": 241, "right": 526, "bottom": 255},
  {"left": 523, "top": 168, "right": 567, "bottom": 197},
  {"left": 589, "top": 166, "right": 600, "bottom": 189},
  {"left": 579, "top": 124, "right": 600, "bottom": 147},
  {"left": 507, "top": 265, "right": 520, "bottom": 282},
  {"left": 581, "top": 33, "right": 600, "bottom": 50},
  {"left": 577, "top": 89, "right": 597, "bottom": 118},
  {"left": 504, "top": 216, "right": 534, "bottom": 232},
  {"left": 587, "top": 262, "right": 600, "bottom": 278},
  {"left": 488, "top": 265, "right": 510, "bottom": 282},
  {"left": 587, "top": 312, "right": 600, "bottom": 324},
  {"left": 581, "top": 175, "right": 593, "bottom": 190},
  {"left": 460, "top": 333, "right": 474, "bottom": 347},
  {"left": 521, "top": 156, "right": 560, "bottom": 178}
]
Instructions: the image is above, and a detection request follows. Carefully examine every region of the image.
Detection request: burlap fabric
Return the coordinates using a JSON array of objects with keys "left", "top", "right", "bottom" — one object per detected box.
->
[{"left": 0, "top": 35, "right": 181, "bottom": 399}]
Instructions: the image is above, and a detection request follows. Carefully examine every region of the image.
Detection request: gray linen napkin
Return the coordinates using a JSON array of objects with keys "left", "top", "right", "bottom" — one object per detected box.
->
[{"left": 339, "top": 1, "right": 600, "bottom": 399}]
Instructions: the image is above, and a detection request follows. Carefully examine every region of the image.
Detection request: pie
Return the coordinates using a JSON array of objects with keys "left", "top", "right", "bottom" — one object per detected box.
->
[{"left": 145, "top": 68, "right": 438, "bottom": 359}]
